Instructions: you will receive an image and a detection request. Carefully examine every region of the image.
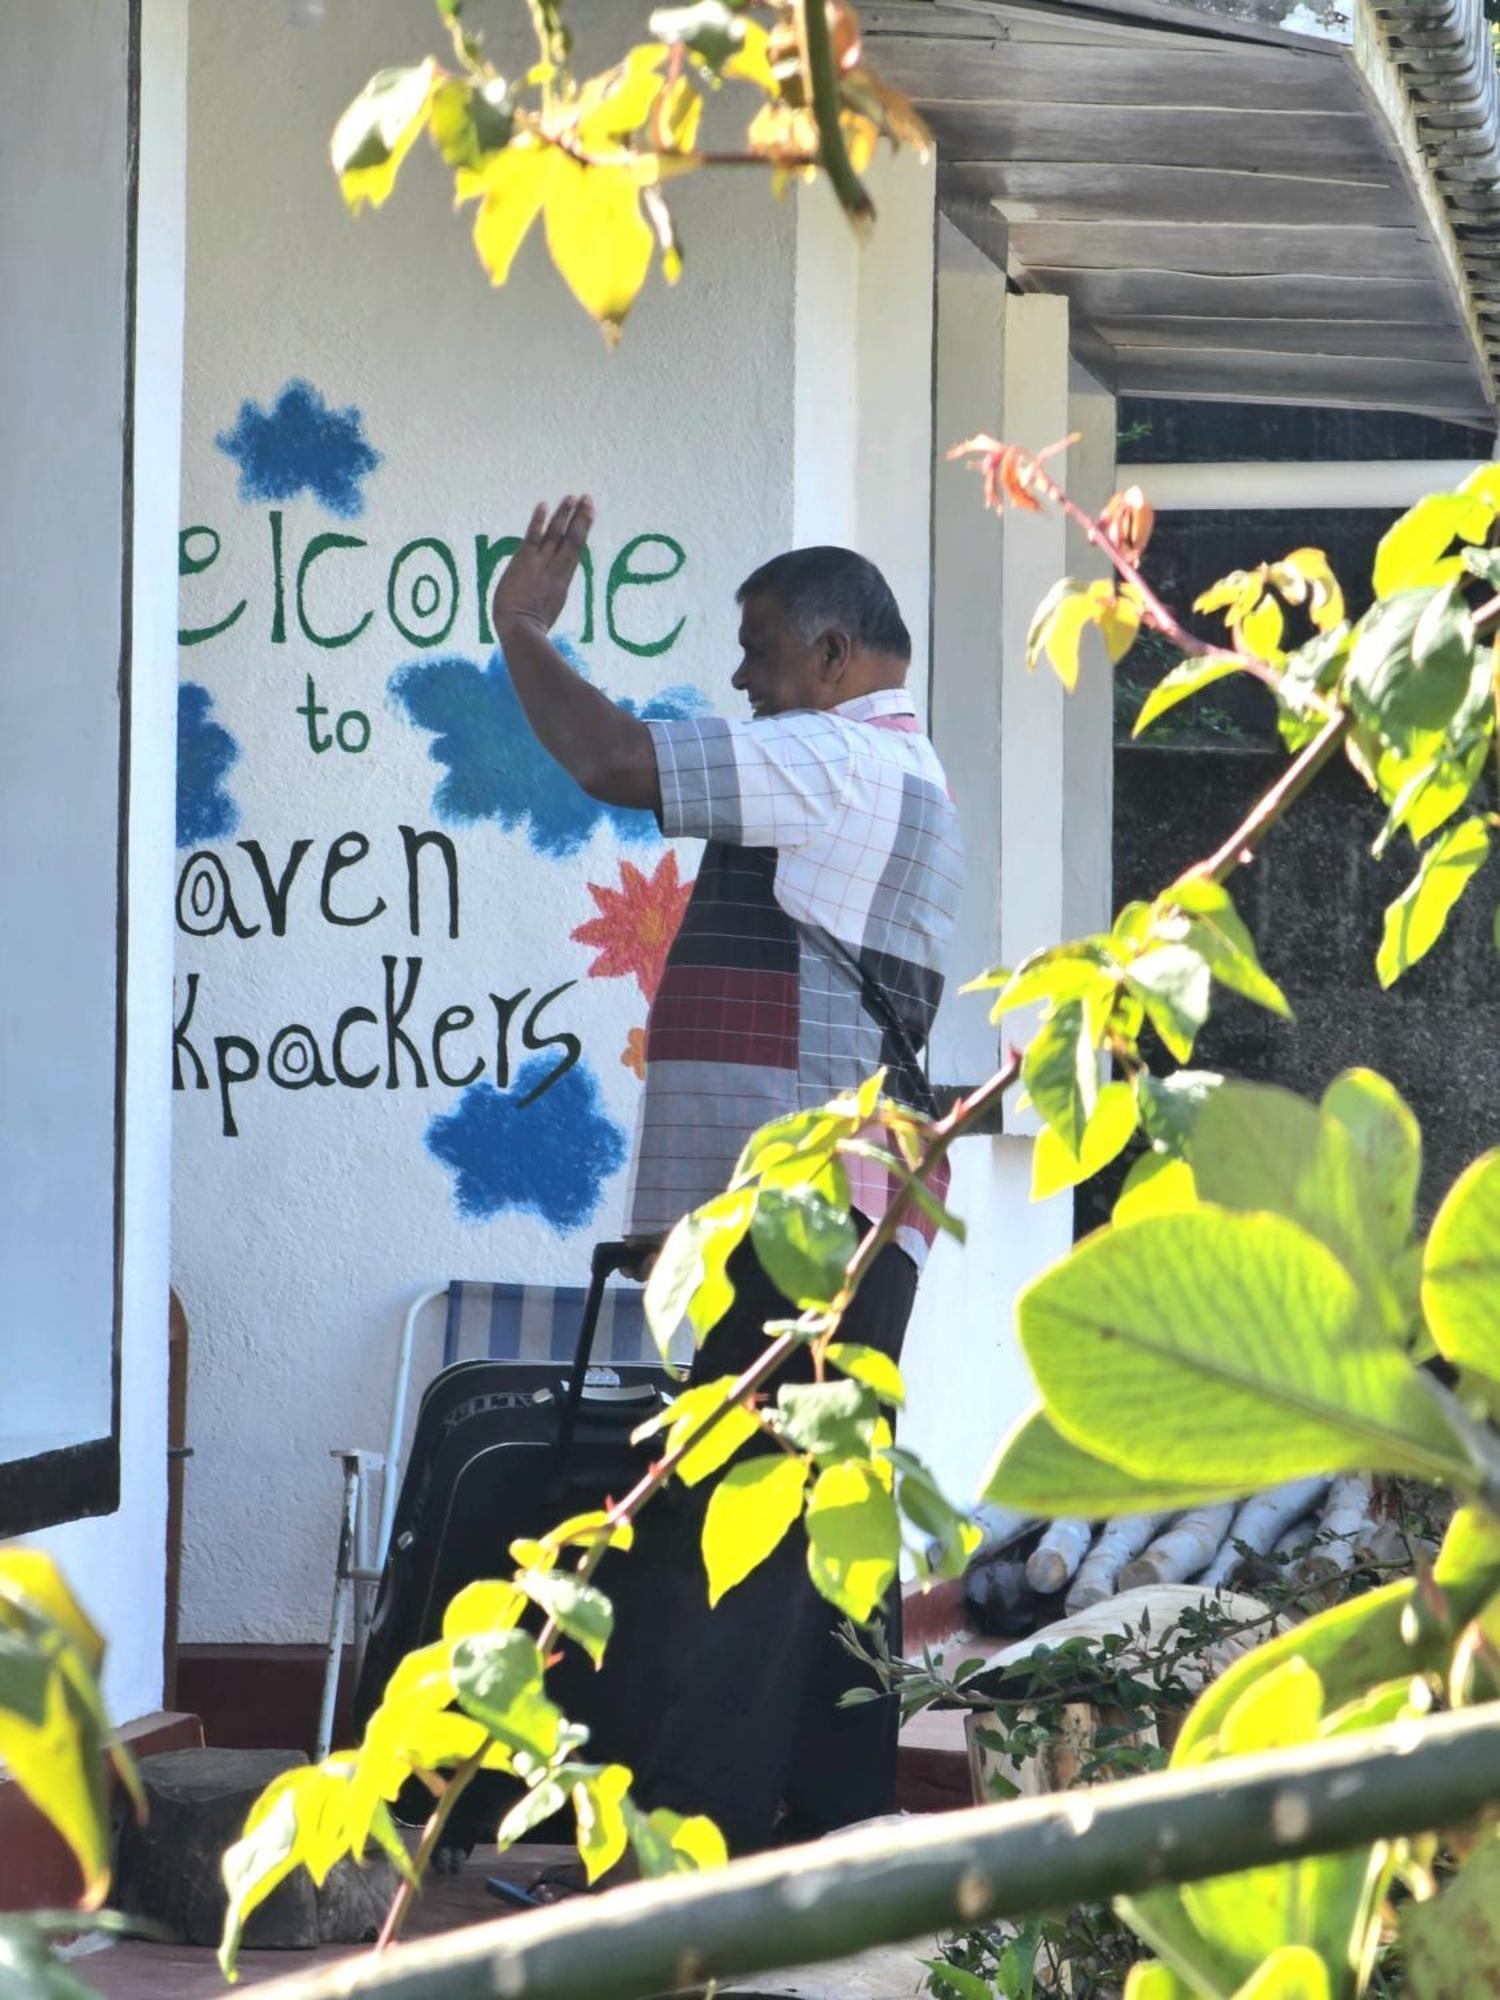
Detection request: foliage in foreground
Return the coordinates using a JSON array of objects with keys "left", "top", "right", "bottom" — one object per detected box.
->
[
  {"left": 331, "top": 0, "right": 930, "bottom": 339},
  {"left": 14, "top": 452, "right": 1500, "bottom": 1997}
]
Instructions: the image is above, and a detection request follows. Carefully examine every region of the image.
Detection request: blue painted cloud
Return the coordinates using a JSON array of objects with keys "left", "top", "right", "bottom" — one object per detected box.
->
[
  {"left": 215, "top": 379, "right": 381, "bottom": 518},
  {"left": 390, "top": 644, "right": 709, "bottom": 858},
  {"left": 177, "top": 682, "right": 241, "bottom": 848},
  {"left": 426, "top": 1056, "right": 627, "bottom": 1229}
]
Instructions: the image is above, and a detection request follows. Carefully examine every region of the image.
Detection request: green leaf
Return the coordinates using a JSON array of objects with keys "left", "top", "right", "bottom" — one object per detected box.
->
[
  {"left": 734, "top": 1095, "right": 869, "bottom": 1189},
  {"left": 702, "top": 1455, "right": 809, "bottom": 1606},
  {"left": 923, "top": 1962, "right": 995, "bottom": 2000},
  {"left": 332, "top": 61, "right": 439, "bottom": 213},
  {"left": 1372, "top": 737, "right": 1488, "bottom": 856},
  {"left": 968, "top": 943, "right": 1109, "bottom": 1017},
  {"left": 886, "top": 1447, "right": 980, "bottom": 1580},
  {"left": 0, "top": 1628, "right": 110, "bottom": 1910},
  {"left": 1377, "top": 815, "right": 1490, "bottom": 988},
  {"left": 514, "top": 1570, "right": 613, "bottom": 1667},
  {"left": 496, "top": 1776, "right": 569, "bottom": 1848},
  {"left": 1125, "top": 946, "right": 1212, "bottom": 1062},
  {"left": 624, "top": 1803, "right": 728, "bottom": 1878},
  {"left": 776, "top": 1379, "right": 880, "bottom": 1461},
  {"left": 1132, "top": 655, "right": 1246, "bottom": 738},
  {"left": 450, "top": 1630, "right": 561, "bottom": 1762},
  {"left": 1192, "top": 1080, "right": 1411, "bottom": 1337},
  {"left": 219, "top": 1783, "right": 302, "bottom": 1980},
  {"left": 1017, "top": 1208, "right": 1470, "bottom": 1494},
  {"left": 1320, "top": 1069, "right": 1421, "bottom": 1260},
  {"left": 1168, "top": 878, "right": 1292, "bottom": 1019},
  {"left": 1423, "top": 1150, "right": 1500, "bottom": 1376},
  {"left": 441, "top": 1580, "right": 526, "bottom": 1640},
  {"left": 1372, "top": 492, "right": 1491, "bottom": 598},
  {"left": 636, "top": 1375, "right": 762, "bottom": 1488},
  {"left": 1182, "top": 1662, "right": 1380, "bottom": 1980},
  {"left": 1022, "top": 997, "right": 1096, "bottom": 1155},
  {"left": 750, "top": 1185, "right": 856, "bottom": 1310},
  {"left": 644, "top": 1186, "right": 754, "bottom": 1351},
  {"left": 1136, "top": 1069, "right": 1223, "bottom": 1158},
  {"left": 981, "top": 1405, "right": 1255, "bottom": 1515},
  {"left": 1403, "top": 1834, "right": 1500, "bottom": 2000},
  {"left": 1031, "top": 1079, "right": 1138, "bottom": 1201},
  {"left": 1121, "top": 1964, "right": 1196, "bottom": 2000},
  {"left": 1347, "top": 587, "right": 1476, "bottom": 750},
  {"left": 1113, "top": 1153, "right": 1197, "bottom": 1223},
  {"left": 1233, "top": 1946, "right": 1333, "bottom": 1999},
  {"left": 1117, "top": 1885, "right": 1254, "bottom": 2000},
  {"left": 825, "top": 1342, "right": 905, "bottom": 1407},
  {"left": 572, "top": 1764, "right": 631, "bottom": 1884},
  {"left": 805, "top": 1460, "right": 900, "bottom": 1622},
  {"left": 1175, "top": 1507, "right": 1500, "bottom": 1768}
]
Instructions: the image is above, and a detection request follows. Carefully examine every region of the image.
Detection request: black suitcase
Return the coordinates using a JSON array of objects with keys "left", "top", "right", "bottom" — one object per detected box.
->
[{"left": 352, "top": 1242, "right": 676, "bottom": 1849}]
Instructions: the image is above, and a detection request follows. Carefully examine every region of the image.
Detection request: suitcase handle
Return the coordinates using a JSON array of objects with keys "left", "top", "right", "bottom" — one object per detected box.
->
[{"left": 554, "top": 1240, "right": 638, "bottom": 1472}]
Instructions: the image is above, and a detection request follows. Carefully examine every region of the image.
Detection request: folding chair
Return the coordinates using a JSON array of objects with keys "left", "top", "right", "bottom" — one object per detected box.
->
[{"left": 316, "top": 1243, "right": 679, "bottom": 1759}]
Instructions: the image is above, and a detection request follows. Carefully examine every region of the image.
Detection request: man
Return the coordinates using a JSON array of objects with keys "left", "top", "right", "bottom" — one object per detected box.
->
[{"left": 494, "top": 496, "right": 961, "bottom": 1854}]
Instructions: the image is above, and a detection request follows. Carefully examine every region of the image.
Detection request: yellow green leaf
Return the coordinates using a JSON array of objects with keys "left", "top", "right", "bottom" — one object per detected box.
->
[
  {"left": 466, "top": 140, "right": 555, "bottom": 288},
  {"left": 576, "top": 43, "right": 670, "bottom": 149},
  {"left": 1373, "top": 492, "right": 1492, "bottom": 599},
  {"left": 332, "top": 59, "right": 440, "bottom": 215},
  {"left": 0, "top": 1553, "right": 105, "bottom": 1679},
  {"left": 805, "top": 1460, "right": 899, "bottom": 1622},
  {"left": 1132, "top": 655, "right": 1245, "bottom": 738},
  {"left": 1377, "top": 815, "right": 1490, "bottom": 988},
  {"left": 702, "top": 1454, "right": 809, "bottom": 1606},
  {"left": 572, "top": 1763, "right": 631, "bottom": 1883},
  {"left": 1031, "top": 1079, "right": 1138, "bottom": 1201},
  {"left": 0, "top": 1633, "right": 111, "bottom": 1908},
  {"left": 825, "top": 1343, "right": 906, "bottom": 1408},
  {"left": 1113, "top": 1152, "right": 1197, "bottom": 1223},
  {"left": 637, "top": 1374, "right": 762, "bottom": 1487},
  {"left": 544, "top": 159, "right": 656, "bottom": 340},
  {"left": 442, "top": 1580, "right": 526, "bottom": 1640}
]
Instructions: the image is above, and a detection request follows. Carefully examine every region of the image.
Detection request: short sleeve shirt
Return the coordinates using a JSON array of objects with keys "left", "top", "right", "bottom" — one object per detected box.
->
[{"left": 625, "top": 688, "right": 962, "bottom": 1266}]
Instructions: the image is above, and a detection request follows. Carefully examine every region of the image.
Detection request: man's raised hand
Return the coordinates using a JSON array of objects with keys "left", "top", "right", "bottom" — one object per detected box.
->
[{"left": 493, "top": 495, "right": 595, "bottom": 636}]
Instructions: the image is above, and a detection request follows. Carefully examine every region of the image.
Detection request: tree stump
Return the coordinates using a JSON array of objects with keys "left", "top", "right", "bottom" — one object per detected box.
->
[{"left": 114, "top": 1747, "right": 400, "bottom": 1948}]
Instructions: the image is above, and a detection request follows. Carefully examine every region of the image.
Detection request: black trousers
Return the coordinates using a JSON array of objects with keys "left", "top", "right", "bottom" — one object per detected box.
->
[{"left": 597, "top": 1223, "right": 919, "bottom": 1856}]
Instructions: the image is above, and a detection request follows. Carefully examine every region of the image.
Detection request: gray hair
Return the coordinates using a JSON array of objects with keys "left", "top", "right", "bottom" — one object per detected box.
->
[{"left": 736, "top": 546, "right": 911, "bottom": 661}]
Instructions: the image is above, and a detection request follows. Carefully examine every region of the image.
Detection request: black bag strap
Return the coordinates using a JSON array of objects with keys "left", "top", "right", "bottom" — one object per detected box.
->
[
  {"left": 554, "top": 1239, "right": 635, "bottom": 1471},
  {"left": 819, "top": 930, "right": 940, "bottom": 1120}
]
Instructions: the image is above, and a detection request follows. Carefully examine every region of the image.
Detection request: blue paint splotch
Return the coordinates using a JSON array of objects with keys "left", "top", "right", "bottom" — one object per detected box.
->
[
  {"left": 426, "top": 1056, "right": 627, "bottom": 1229},
  {"left": 215, "top": 379, "right": 381, "bottom": 518},
  {"left": 390, "top": 644, "right": 709, "bottom": 858},
  {"left": 176, "top": 682, "right": 241, "bottom": 848}
]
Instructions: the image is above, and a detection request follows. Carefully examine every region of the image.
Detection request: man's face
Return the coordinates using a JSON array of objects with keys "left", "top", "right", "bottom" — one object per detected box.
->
[{"left": 731, "top": 592, "right": 828, "bottom": 718}]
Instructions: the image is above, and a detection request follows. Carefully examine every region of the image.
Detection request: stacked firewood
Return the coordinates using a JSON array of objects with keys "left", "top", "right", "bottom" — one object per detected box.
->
[{"left": 963, "top": 1476, "right": 1425, "bottom": 1638}]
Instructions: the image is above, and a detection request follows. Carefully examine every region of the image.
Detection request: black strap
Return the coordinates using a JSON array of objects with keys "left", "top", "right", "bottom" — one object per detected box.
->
[
  {"left": 554, "top": 1239, "right": 634, "bottom": 1471},
  {"left": 819, "top": 930, "right": 940, "bottom": 1120}
]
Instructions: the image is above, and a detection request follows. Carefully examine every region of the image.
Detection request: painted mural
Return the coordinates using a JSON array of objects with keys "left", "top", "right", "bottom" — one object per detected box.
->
[{"left": 175, "top": 378, "right": 705, "bottom": 1235}]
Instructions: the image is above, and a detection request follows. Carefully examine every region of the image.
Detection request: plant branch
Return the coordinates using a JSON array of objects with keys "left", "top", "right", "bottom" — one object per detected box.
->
[
  {"left": 239, "top": 1704, "right": 1500, "bottom": 2000},
  {"left": 1186, "top": 710, "right": 1350, "bottom": 886},
  {"left": 796, "top": 0, "right": 873, "bottom": 226},
  {"left": 374, "top": 1746, "right": 487, "bottom": 1952}
]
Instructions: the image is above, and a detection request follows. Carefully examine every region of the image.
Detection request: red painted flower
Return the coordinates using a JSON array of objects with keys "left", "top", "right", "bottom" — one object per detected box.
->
[{"left": 571, "top": 851, "right": 693, "bottom": 1002}]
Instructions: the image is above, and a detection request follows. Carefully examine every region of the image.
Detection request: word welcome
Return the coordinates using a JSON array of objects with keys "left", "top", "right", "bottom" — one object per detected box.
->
[
  {"left": 173, "top": 960, "right": 582, "bottom": 1139},
  {"left": 179, "top": 514, "right": 688, "bottom": 659}
]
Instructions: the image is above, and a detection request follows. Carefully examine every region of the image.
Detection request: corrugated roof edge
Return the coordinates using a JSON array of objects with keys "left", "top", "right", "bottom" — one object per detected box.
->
[{"left": 1361, "top": 1, "right": 1500, "bottom": 420}]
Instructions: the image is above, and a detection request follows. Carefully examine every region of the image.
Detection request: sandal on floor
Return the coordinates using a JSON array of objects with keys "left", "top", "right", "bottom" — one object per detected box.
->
[{"left": 485, "top": 1866, "right": 590, "bottom": 1911}]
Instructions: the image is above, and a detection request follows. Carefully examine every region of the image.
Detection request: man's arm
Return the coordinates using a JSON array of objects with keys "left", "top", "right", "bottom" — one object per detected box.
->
[{"left": 492, "top": 496, "right": 661, "bottom": 812}]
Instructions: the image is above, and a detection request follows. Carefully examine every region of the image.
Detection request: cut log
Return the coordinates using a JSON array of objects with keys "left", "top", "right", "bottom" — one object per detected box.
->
[
  {"left": 1065, "top": 1514, "right": 1165, "bottom": 1612},
  {"left": 1196, "top": 1480, "right": 1330, "bottom": 1591},
  {"left": 969, "top": 1504, "right": 1038, "bottom": 1563},
  {"left": 1291, "top": 1474, "right": 1376, "bottom": 1592},
  {"left": 1025, "top": 1519, "right": 1095, "bottom": 1596},
  {"left": 1118, "top": 1506, "right": 1236, "bottom": 1590},
  {"left": 965, "top": 1557, "right": 1044, "bottom": 1638}
]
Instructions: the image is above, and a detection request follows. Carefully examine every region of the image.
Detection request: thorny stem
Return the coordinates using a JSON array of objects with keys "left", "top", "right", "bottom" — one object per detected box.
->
[
  {"left": 1188, "top": 710, "right": 1351, "bottom": 886},
  {"left": 797, "top": 0, "right": 874, "bottom": 226}
]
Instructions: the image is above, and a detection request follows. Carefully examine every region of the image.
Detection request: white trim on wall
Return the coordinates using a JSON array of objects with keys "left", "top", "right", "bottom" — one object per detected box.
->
[{"left": 1128, "top": 457, "right": 1494, "bottom": 512}]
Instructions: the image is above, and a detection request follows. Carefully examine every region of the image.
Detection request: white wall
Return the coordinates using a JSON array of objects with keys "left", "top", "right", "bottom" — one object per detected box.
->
[
  {"left": 25, "top": 0, "right": 188, "bottom": 1723},
  {"left": 176, "top": 0, "right": 943, "bottom": 1643}
]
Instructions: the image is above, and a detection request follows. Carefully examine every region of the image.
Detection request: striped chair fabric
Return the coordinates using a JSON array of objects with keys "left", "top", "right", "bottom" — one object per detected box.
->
[{"left": 441, "top": 1279, "right": 686, "bottom": 1369}]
